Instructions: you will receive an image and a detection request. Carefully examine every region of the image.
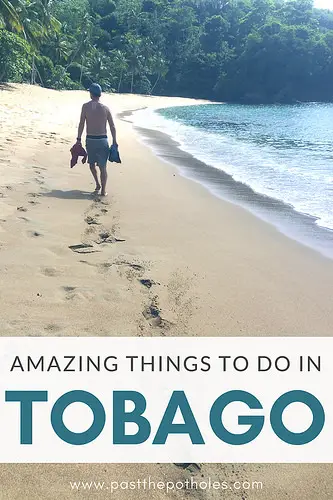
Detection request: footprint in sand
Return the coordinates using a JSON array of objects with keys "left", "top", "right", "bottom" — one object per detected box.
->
[
  {"left": 44, "top": 324, "right": 62, "bottom": 333},
  {"left": 98, "top": 262, "right": 113, "bottom": 273},
  {"left": 84, "top": 225, "right": 99, "bottom": 237},
  {"left": 100, "top": 207, "right": 108, "bottom": 214},
  {"left": 61, "top": 286, "right": 77, "bottom": 301},
  {"left": 79, "top": 260, "right": 97, "bottom": 268},
  {"left": 142, "top": 295, "right": 173, "bottom": 332},
  {"left": 27, "top": 230, "right": 42, "bottom": 238},
  {"left": 85, "top": 215, "right": 101, "bottom": 226},
  {"left": 84, "top": 200, "right": 110, "bottom": 222},
  {"left": 174, "top": 463, "right": 201, "bottom": 473},
  {"left": 96, "top": 228, "right": 126, "bottom": 245},
  {"left": 115, "top": 260, "right": 145, "bottom": 281},
  {"left": 17, "top": 206, "right": 28, "bottom": 212},
  {"left": 33, "top": 166, "right": 47, "bottom": 172},
  {"left": 69, "top": 243, "right": 99, "bottom": 254},
  {"left": 41, "top": 267, "right": 60, "bottom": 277},
  {"left": 61, "top": 285, "right": 95, "bottom": 301},
  {"left": 139, "top": 279, "right": 160, "bottom": 289},
  {"left": 93, "top": 198, "right": 110, "bottom": 208}
]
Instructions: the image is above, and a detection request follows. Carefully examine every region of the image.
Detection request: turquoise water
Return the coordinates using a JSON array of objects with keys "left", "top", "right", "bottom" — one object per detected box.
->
[
  {"left": 156, "top": 103, "right": 333, "bottom": 231},
  {"left": 128, "top": 103, "right": 332, "bottom": 232}
]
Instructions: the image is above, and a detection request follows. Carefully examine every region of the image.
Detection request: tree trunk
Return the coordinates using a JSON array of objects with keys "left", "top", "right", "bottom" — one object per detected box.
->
[
  {"left": 31, "top": 55, "right": 35, "bottom": 85},
  {"left": 80, "top": 57, "right": 84, "bottom": 85},
  {"left": 118, "top": 71, "right": 123, "bottom": 93},
  {"left": 131, "top": 71, "right": 134, "bottom": 93},
  {"left": 35, "top": 66, "right": 44, "bottom": 87},
  {"left": 150, "top": 73, "right": 160, "bottom": 95}
]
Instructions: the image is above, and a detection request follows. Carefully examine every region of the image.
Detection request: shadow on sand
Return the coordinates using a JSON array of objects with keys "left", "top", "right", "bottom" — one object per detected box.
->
[
  {"left": 42, "top": 189, "right": 97, "bottom": 200},
  {"left": 0, "top": 83, "right": 16, "bottom": 92}
]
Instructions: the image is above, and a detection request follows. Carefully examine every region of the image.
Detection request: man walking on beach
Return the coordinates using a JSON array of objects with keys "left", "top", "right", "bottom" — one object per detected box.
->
[{"left": 76, "top": 83, "right": 117, "bottom": 196}]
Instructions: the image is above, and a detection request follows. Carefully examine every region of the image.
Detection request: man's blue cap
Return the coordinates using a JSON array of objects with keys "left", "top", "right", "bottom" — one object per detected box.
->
[{"left": 89, "top": 83, "right": 102, "bottom": 97}]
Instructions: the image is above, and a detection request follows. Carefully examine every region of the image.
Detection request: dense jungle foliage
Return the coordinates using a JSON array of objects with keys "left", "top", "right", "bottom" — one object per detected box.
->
[{"left": 1, "top": 0, "right": 333, "bottom": 102}]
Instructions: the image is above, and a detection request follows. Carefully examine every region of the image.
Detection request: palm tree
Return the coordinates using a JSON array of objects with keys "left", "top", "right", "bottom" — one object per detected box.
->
[
  {"left": 21, "top": 0, "right": 61, "bottom": 46},
  {"left": 0, "top": 0, "right": 24, "bottom": 31},
  {"left": 64, "top": 13, "right": 93, "bottom": 72},
  {"left": 1, "top": 0, "right": 60, "bottom": 45},
  {"left": 1, "top": 0, "right": 62, "bottom": 87}
]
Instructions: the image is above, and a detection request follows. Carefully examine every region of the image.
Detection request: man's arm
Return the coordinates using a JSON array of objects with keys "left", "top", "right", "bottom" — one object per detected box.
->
[
  {"left": 77, "top": 105, "right": 86, "bottom": 142},
  {"left": 107, "top": 108, "right": 117, "bottom": 145}
]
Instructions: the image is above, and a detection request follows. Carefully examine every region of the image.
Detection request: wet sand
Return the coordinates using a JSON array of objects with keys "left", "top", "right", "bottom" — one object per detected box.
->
[
  {"left": 128, "top": 115, "right": 333, "bottom": 260},
  {"left": 0, "top": 84, "right": 333, "bottom": 499}
]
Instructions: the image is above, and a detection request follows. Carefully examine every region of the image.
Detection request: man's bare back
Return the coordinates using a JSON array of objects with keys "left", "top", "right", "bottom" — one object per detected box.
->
[{"left": 79, "top": 101, "right": 115, "bottom": 137}]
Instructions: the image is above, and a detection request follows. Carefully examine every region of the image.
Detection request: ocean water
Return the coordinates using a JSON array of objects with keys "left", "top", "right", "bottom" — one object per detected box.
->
[{"left": 132, "top": 103, "right": 333, "bottom": 247}]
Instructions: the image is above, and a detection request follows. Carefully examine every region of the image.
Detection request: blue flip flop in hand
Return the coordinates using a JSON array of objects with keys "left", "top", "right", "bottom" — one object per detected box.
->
[{"left": 109, "top": 144, "right": 121, "bottom": 163}]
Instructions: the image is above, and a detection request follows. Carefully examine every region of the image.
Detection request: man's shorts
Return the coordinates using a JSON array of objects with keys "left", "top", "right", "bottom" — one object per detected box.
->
[{"left": 86, "top": 136, "right": 109, "bottom": 168}]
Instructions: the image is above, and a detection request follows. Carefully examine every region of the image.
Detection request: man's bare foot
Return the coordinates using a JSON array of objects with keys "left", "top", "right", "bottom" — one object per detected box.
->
[
  {"left": 94, "top": 185, "right": 101, "bottom": 193},
  {"left": 100, "top": 192, "right": 108, "bottom": 197}
]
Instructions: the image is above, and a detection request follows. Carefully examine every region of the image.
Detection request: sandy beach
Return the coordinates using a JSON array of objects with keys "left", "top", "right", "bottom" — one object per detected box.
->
[{"left": 0, "top": 84, "right": 333, "bottom": 499}]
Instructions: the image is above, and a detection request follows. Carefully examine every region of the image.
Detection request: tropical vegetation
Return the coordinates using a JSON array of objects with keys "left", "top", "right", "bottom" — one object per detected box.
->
[{"left": 1, "top": 0, "right": 333, "bottom": 102}]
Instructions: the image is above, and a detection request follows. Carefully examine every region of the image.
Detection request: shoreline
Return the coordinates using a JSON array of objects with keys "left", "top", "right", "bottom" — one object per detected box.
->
[{"left": 121, "top": 108, "right": 333, "bottom": 260}]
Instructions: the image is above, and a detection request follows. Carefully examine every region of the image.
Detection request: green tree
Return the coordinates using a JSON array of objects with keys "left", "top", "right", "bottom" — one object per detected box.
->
[
  {"left": 0, "top": 0, "right": 23, "bottom": 31},
  {"left": 0, "top": 28, "right": 31, "bottom": 81}
]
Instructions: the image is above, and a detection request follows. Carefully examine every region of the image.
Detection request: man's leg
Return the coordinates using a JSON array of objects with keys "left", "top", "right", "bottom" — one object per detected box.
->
[
  {"left": 99, "top": 166, "right": 108, "bottom": 196},
  {"left": 89, "top": 164, "right": 101, "bottom": 192}
]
